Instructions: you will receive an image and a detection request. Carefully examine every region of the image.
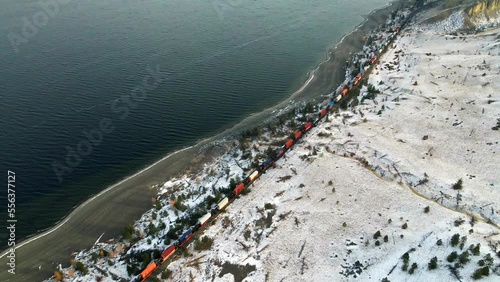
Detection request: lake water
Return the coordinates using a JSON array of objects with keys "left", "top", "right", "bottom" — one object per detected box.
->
[{"left": 0, "top": 0, "right": 390, "bottom": 243}]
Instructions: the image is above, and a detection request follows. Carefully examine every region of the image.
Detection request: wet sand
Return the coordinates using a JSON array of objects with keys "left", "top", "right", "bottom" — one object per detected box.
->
[{"left": 0, "top": 2, "right": 405, "bottom": 281}]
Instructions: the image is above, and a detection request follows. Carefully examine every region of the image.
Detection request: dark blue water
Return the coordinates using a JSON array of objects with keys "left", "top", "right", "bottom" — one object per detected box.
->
[{"left": 0, "top": 0, "right": 390, "bottom": 243}]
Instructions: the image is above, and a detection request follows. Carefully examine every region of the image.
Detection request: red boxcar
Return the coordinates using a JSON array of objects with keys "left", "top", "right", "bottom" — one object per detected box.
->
[
  {"left": 370, "top": 56, "right": 377, "bottom": 64},
  {"left": 285, "top": 139, "right": 294, "bottom": 149},
  {"left": 304, "top": 122, "right": 313, "bottom": 132},
  {"left": 140, "top": 262, "right": 157, "bottom": 280},
  {"left": 294, "top": 131, "right": 302, "bottom": 140},
  {"left": 161, "top": 246, "right": 176, "bottom": 263},
  {"left": 320, "top": 108, "right": 327, "bottom": 118},
  {"left": 234, "top": 183, "right": 245, "bottom": 196}
]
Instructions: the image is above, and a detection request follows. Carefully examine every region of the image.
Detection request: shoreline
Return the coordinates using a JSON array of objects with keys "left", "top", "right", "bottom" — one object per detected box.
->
[{"left": 0, "top": 2, "right": 406, "bottom": 280}]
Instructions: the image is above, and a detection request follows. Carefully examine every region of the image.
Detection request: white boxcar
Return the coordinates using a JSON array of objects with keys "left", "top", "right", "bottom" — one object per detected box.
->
[
  {"left": 198, "top": 212, "right": 212, "bottom": 226},
  {"left": 217, "top": 197, "right": 229, "bottom": 210},
  {"left": 249, "top": 171, "right": 259, "bottom": 182}
]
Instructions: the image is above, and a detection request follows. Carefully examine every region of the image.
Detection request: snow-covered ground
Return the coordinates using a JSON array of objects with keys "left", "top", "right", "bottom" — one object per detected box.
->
[
  {"left": 46, "top": 2, "right": 500, "bottom": 281},
  {"left": 163, "top": 9, "right": 500, "bottom": 282}
]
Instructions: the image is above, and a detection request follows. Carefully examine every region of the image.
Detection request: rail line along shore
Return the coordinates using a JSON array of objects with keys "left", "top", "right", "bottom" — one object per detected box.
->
[
  {"left": 38, "top": 1, "right": 445, "bottom": 281},
  {"left": 0, "top": 1, "right": 413, "bottom": 281},
  {"left": 4, "top": 0, "right": 500, "bottom": 281}
]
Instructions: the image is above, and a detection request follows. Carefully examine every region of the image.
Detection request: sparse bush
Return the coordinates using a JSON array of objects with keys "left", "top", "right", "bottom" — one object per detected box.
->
[
  {"left": 424, "top": 206, "right": 430, "bottom": 213},
  {"left": 122, "top": 223, "right": 135, "bottom": 240},
  {"left": 483, "top": 253, "right": 493, "bottom": 266},
  {"left": 75, "top": 261, "right": 88, "bottom": 275},
  {"left": 408, "top": 263, "right": 417, "bottom": 274},
  {"left": 472, "top": 244, "right": 481, "bottom": 256},
  {"left": 161, "top": 269, "right": 172, "bottom": 279},
  {"left": 381, "top": 278, "right": 390, "bottom": 282},
  {"left": 401, "top": 252, "right": 410, "bottom": 271},
  {"left": 264, "top": 203, "right": 275, "bottom": 210},
  {"left": 428, "top": 256, "right": 438, "bottom": 270},
  {"left": 459, "top": 251, "right": 470, "bottom": 265},
  {"left": 447, "top": 251, "right": 458, "bottom": 263},
  {"left": 459, "top": 236, "right": 467, "bottom": 250},
  {"left": 194, "top": 236, "right": 214, "bottom": 251},
  {"left": 244, "top": 229, "right": 251, "bottom": 241},
  {"left": 452, "top": 179, "right": 463, "bottom": 190},
  {"left": 472, "top": 266, "right": 489, "bottom": 280},
  {"left": 54, "top": 270, "right": 63, "bottom": 281}
]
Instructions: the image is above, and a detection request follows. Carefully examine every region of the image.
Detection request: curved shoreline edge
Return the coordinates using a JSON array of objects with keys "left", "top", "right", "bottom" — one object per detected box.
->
[
  {"left": 0, "top": 145, "right": 198, "bottom": 260},
  {"left": 0, "top": 1, "right": 406, "bottom": 280}
]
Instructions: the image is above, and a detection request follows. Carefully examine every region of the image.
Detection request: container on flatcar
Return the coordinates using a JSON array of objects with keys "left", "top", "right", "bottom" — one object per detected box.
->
[
  {"left": 327, "top": 101, "right": 335, "bottom": 109},
  {"left": 178, "top": 229, "right": 193, "bottom": 246},
  {"left": 275, "top": 147, "right": 285, "bottom": 159},
  {"left": 335, "top": 94, "right": 342, "bottom": 102},
  {"left": 262, "top": 159, "right": 273, "bottom": 170}
]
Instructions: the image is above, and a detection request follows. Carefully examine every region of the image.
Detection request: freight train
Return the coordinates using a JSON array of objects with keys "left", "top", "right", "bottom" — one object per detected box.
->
[{"left": 132, "top": 22, "right": 404, "bottom": 282}]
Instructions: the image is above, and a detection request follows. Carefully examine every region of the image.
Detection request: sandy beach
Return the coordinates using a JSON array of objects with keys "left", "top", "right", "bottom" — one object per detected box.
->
[{"left": 0, "top": 1, "right": 408, "bottom": 281}]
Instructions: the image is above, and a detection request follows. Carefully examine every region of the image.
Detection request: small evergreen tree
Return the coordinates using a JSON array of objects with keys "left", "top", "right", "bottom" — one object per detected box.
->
[
  {"left": 428, "top": 256, "right": 438, "bottom": 270},
  {"left": 459, "top": 251, "right": 470, "bottom": 265},
  {"left": 452, "top": 179, "right": 463, "bottom": 190},
  {"left": 471, "top": 244, "right": 481, "bottom": 256},
  {"left": 451, "top": 234, "right": 460, "bottom": 247},
  {"left": 447, "top": 251, "right": 458, "bottom": 263},
  {"left": 408, "top": 263, "right": 418, "bottom": 274}
]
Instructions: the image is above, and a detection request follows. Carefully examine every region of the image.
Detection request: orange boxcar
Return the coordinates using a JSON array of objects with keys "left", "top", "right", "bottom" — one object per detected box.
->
[
  {"left": 342, "top": 89, "right": 348, "bottom": 95},
  {"left": 285, "top": 139, "right": 294, "bottom": 149},
  {"left": 140, "top": 262, "right": 157, "bottom": 280}
]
